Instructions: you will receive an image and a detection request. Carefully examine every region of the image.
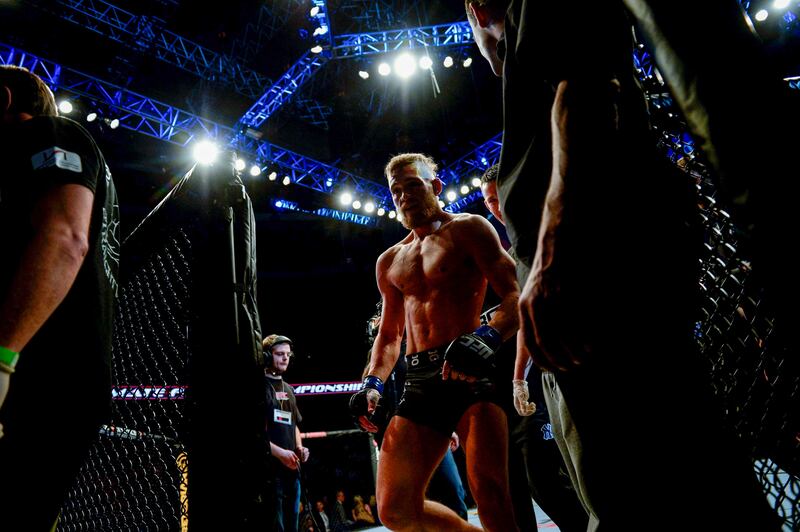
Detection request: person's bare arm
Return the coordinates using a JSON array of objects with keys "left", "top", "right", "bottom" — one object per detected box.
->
[
  {"left": 520, "top": 78, "right": 621, "bottom": 372},
  {"left": 295, "top": 426, "right": 309, "bottom": 463},
  {"left": 468, "top": 216, "right": 520, "bottom": 341},
  {"left": 0, "top": 184, "right": 92, "bottom": 415}
]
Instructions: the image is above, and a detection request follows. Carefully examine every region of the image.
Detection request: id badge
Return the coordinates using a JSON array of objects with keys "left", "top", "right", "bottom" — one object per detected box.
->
[{"left": 274, "top": 408, "right": 292, "bottom": 425}]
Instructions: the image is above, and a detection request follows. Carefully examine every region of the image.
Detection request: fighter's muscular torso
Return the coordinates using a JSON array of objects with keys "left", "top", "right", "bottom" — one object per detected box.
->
[{"left": 383, "top": 214, "right": 487, "bottom": 355}]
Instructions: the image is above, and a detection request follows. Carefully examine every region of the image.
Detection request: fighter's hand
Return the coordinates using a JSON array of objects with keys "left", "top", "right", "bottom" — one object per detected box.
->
[
  {"left": 296, "top": 445, "right": 310, "bottom": 463},
  {"left": 443, "top": 325, "right": 502, "bottom": 381},
  {"left": 349, "top": 387, "right": 381, "bottom": 433},
  {"left": 449, "top": 432, "right": 460, "bottom": 452},
  {"left": 512, "top": 379, "right": 537, "bottom": 416},
  {"left": 276, "top": 447, "right": 300, "bottom": 470}
]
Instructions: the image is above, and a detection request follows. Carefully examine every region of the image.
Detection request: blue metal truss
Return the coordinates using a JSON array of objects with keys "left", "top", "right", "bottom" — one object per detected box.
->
[
  {"left": 237, "top": 50, "right": 331, "bottom": 129},
  {"left": 0, "top": 42, "right": 391, "bottom": 205},
  {"left": 331, "top": 21, "right": 473, "bottom": 59},
  {"left": 44, "top": 0, "right": 271, "bottom": 99},
  {"left": 438, "top": 134, "right": 503, "bottom": 213}
]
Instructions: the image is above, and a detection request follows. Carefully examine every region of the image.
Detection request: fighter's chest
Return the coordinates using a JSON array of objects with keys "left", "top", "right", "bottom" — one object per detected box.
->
[{"left": 388, "top": 237, "right": 463, "bottom": 291}]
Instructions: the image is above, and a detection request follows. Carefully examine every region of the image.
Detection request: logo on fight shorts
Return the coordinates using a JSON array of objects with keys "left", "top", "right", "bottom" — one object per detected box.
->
[
  {"left": 31, "top": 146, "right": 83, "bottom": 173},
  {"left": 409, "top": 350, "right": 440, "bottom": 367}
]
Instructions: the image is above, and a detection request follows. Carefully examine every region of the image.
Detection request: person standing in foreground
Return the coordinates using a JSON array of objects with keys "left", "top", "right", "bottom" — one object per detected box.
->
[
  {"left": 467, "top": 1, "right": 780, "bottom": 530},
  {"left": 350, "top": 153, "right": 520, "bottom": 532},
  {"left": 0, "top": 65, "right": 120, "bottom": 531}
]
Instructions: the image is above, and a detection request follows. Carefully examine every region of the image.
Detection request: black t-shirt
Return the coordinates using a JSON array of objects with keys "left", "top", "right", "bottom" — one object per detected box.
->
[
  {"left": 265, "top": 375, "right": 302, "bottom": 467},
  {"left": 0, "top": 116, "right": 119, "bottom": 417}
]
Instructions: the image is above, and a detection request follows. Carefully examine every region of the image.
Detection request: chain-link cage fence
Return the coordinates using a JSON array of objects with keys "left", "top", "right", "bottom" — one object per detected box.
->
[
  {"left": 634, "top": 43, "right": 799, "bottom": 530},
  {"left": 58, "top": 160, "right": 273, "bottom": 531}
]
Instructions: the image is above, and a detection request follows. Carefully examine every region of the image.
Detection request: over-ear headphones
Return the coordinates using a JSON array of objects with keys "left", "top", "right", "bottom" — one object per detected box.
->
[{"left": 263, "top": 334, "right": 293, "bottom": 370}]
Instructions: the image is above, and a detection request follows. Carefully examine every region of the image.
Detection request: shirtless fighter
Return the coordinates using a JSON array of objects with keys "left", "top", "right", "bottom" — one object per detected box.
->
[{"left": 350, "top": 153, "right": 520, "bottom": 532}]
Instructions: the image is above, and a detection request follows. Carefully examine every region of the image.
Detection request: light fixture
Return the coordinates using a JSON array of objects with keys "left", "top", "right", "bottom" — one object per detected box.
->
[
  {"left": 471, "top": 177, "right": 481, "bottom": 187},
  {"left": 250, "top": 165, "right": 262, "bottom": 177},
  {"left": 352, "top": 200, "right": 362, "bottom": 210},
  {"left": 460, "top": 185, "right": 470, "bottom": 195},
  {"left": 313, "top": 26, "right": 328, "bottom": 36},
  {"left": 58, "top": 100, "right": 73, "bottom": 114},
  {"left": 340, "top": 191, "right": 353, "bottom": 206},
  {"left": 446, "top": 190, "right": 457, "bottom": 202},
  {"left": 443, "top": 56, "right": 454, "bottom": 68},
  {"left": 282, "top": 176, "right": 291, "bottom": 185},
  {"left": 773, "top": 0, "right": 790, "bottom": 9},
  {"left": 109, "top": 118, "right": 120, "bottom": 129},
  {"left": 310, "top": 45, "right": 323, "bottom": 54},
  {"left": 364, "top": 201, "right": 375, "bottom": 213},
  {"left": 377, "top": 207, "right": 386, "bottom": 216},
  {"left": 378, "top": 63, "right": 391, "bottom": 76},
  {"left": 310, "top": 6, "right": 320, "bottom": 16},
  {"left": 234, "top": 158, "right": 247, "bottom": 171},
  {"left": 462, "top": 57, "right": 473, "bottom": 68},
  {"left": 192, "top": 140, "right": 220, "bottom": 166},
  {"left": 389, "top": 210, "right": 397, "bottom": 219},
  {"left": 358, "top": 70, "right": 370, "bottom": 80},
  {"left": 394, "top": 53, "right": 417, "bottom": 79},
  {"left": 86, "top": 112, "right": 97, "bottom": 122},
  {"left": 419, "top": 56, "right": 433, "bottom": 70},
  {"left": 438, "top": 200, "right": 445, "bottom": 208},
  {"left": 268, "top": 171, "right": 278, "bottom": 181},
  {"left": 755, "top": 9, "right": 769, "bottom": 21}
]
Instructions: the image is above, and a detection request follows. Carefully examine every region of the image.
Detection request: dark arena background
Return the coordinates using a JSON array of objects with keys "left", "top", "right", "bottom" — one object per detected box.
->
[{"left": 1, "top": 0, "right": 799, "bottom": 530}]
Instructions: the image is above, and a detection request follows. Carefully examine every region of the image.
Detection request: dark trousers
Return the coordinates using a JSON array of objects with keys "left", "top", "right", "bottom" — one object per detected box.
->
[{"left": 274, "top": 471, "right": 301, "bottom": 532}]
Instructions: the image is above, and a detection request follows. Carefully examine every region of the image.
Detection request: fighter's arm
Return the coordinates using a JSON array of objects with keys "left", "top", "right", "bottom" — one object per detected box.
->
[
  {"left": 366, "top": 251, "right": 405, "bottom": 381},
  {"left": 467, "top": 216, "right": 520, "bottom": 340},
  {"left": 350, "top": 250, "right": 405, "bottom": 432}
]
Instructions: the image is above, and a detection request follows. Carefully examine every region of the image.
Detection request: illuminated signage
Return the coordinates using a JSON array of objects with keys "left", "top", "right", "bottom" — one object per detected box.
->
[
  {"left": 112, "top": 385, "right": 186, "bottom": 400},
  {"left": 293, "top": 382, "right": 361, "bottom": 396}
]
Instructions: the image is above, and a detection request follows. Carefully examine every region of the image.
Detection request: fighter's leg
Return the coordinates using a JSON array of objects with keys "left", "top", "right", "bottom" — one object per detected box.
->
[
  {"left": 377, "top": 416, "right": 480, "bottom": 532},
  {"left": 457, "top": 402, "right": 519, "bottom": 532}
]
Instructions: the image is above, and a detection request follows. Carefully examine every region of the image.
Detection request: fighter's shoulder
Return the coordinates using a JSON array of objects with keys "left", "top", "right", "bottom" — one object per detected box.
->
[
  {"left": 448, "top": 213, "right": 494, "bottom": 235},
  {"left": 377, "top": 243, "right": 403, "bottom": 269}
]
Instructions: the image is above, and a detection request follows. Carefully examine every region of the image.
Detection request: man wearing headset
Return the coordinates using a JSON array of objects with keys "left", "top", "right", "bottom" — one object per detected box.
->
[{"left": 263, "top": 334, "right": 310, "bottom": 532}]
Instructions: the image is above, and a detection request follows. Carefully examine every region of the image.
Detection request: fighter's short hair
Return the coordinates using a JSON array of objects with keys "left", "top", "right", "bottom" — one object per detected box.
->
[
  {"left": 0, "top": 65, "right": 57, "bottom": 117},
  {"left": 384, "top": 153, "right": 438, "bottom": 180}
]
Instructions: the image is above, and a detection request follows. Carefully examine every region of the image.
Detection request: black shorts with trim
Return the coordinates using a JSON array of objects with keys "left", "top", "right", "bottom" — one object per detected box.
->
[{"left": 395, "top": 344, "right": 500, "bottom": 437}]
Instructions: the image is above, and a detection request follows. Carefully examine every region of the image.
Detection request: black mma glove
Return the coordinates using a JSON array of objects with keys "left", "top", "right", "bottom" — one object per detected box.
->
[
  {"left": 444, "top": 325, "right": 502, "bottom": 377},
  {"left": 349, "top": 375, "right": 383, "bottom": 432}
]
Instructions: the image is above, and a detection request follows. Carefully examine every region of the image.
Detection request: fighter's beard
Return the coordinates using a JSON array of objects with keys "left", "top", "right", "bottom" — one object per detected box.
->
[{"left": 400, "top": 195, "right": 440, "bottom": 229}]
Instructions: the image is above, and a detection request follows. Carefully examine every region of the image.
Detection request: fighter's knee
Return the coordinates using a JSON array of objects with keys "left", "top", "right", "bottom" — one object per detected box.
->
[{"left": 377, "top": 494, "right": 416, "bottom": 529}]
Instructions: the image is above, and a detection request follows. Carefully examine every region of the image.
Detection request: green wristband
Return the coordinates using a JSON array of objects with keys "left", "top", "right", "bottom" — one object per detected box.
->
[{"left": 0, "top": 345, "right": 19, "bottom": 369}]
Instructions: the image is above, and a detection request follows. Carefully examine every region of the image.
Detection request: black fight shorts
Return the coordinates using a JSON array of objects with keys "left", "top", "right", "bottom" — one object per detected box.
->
[{"left": 395, "top": 345, "right": 501, "bottom": 437}]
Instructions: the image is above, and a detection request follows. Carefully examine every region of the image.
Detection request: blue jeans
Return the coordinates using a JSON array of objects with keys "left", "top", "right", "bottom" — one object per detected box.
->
[{"left": 275, "top": 472, "right": 301, "bottom": 532}]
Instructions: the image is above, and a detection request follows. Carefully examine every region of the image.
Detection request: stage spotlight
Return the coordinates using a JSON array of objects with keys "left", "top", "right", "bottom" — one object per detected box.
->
[
  {"left": 282, "top": 176, "right": 291, "bottom": 185},
  {"left": 471, "top": 177, "right": 481, "bottom": 187},
  {"left": 325, "top": 177, "right": 334, "bottom": 187},
  {"left": 250, "top": 165, "right": 262, "bottom": 177},
  {"left": 463, "top": 57, "right": 473, "bottom": 68},
  {"left": 109, "top": 118, "right": 120, "bottom": 129},
  {"left": 394, "top": 54, "right": 417, "bottom": 79},
  {"left": 275, "top": 200, "right": 284, "bottom": 208},
  {"left": 443, "top": 56, "right": 454, "bottom": 68},
  {"left": 268, "top": 171, "right": 277, "bottom": 181},
  {"left": 460, "top": 185, "right": 470, "bottom": 195},
  {"left": 774, "top": 0, "right": 790, "bottom": 8},
  {"left": 445, "top": 190, "right": 457, "bottom": 202},
  {"left": 234, "top": 158, "right": 247, "bottom": 172},
  {"left": 86, "top": 112, "right": 97, "bottom": 122},
  {"left": 192, "top": 140, "right": 220, "bottom": 166},
  {"left": 378, "top": 62, "right": 391, "bottom": 76},
  {"left": 364, "top": 201, "right": 375, "bottom": 213},
  {"left": 352, "top": 200, "right": 362, "bottom": 210},
  {"left": 480, "top": 156, "right": 488, "bottom": 166},
  {"left": 340, "top": 191, "right": 353, "bottom": 206},
  {"left": 377, "top": 207, "right": 386, "bottom": 216},
  {"left": 388, "top": 210, "right": 397, "bottom": 219},
  {"left": 438, "top": 200, "right": 445, "bottom": 208},
  {"left": 755, "top": 9, "right": 769, "bottom": 20},
  {"left": 359, "top": 70, "right": 370, "bottom": 79},
  {"left": 313, "top": 26, "right": 329, "bottom": 36},
  {"left": 419, "top": 56, "right": 433, "bottom": 70},
  {"left": 311, "top": 45, "right": 323, "bottom": 53},
  {"left": 58, "top": 100, "right": 73, "bottom": 114},
  {"left": 310, "top": 6, "right": 320, "bottom": 16}
]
